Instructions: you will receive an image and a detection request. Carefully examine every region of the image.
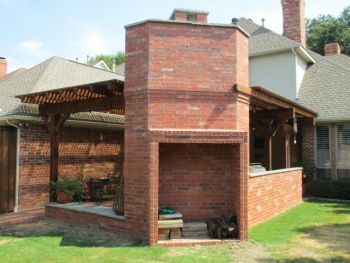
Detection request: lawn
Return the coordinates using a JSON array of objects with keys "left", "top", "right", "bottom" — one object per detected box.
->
[
  {"left": 250, "top": 199, "right": 350, "bottom": 262},
  {"left": 0, "top": 199, "right": 349, "bottom": 263}
]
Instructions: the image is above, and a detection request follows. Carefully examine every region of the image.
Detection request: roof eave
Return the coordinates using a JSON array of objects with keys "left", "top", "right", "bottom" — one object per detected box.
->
[
  {"left": 0, "top": 115, "right": 124, "bottom": 130},
  {"left": 294, "top": 46, "right": 316, "bottom": 64},
  {"left": 15, "top": 78, "right": 123, "bottom": 100}
]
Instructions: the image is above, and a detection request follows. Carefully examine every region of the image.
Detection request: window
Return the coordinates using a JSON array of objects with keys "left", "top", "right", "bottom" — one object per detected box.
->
[
  {"left": 337, "top": 124, "right": 350, "bottom": 168},
  {"left": 316, "top": 126, "right": 330, "bottom": 168}
]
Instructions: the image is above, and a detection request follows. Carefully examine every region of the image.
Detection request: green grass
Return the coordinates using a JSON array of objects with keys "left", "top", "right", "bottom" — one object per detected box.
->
[
  {"left": 0, "top": 200, "right": 349, "bottom": 262},
  {"left": 0, "top": 220, "right": 232, "bottom": 263},
  {"left": 249, "top": 199, "right": 350, "bottom": 262},
  {"left": 249, "top": 200, "right": 350, "bottom": 245}
]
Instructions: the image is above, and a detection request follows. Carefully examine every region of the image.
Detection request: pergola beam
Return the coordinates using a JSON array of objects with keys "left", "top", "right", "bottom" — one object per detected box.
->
[
  {"left": 39, "top": 96, "right": 124, "bottom": 115},
  {"left": 251, "top": 108, "right": 295, "bottom": 120}
]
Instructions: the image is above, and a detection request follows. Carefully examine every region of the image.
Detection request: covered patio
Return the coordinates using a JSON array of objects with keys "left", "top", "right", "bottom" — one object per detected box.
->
[{"left": 16, "top": 80, "right": 316, "bottom": 246}]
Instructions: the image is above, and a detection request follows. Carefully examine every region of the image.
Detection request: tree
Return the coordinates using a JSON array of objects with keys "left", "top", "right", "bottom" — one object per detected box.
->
[
  {"left": 307, "top": 7, "right": 350, "bottom": 56},
  {"left": 89, "top": 52, "right": 125, "bottom": 69}
]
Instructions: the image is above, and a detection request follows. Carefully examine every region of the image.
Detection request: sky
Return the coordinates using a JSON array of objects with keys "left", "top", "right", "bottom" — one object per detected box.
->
[{"left": 1, "top": 0, "right": 349, "bottom": 72}]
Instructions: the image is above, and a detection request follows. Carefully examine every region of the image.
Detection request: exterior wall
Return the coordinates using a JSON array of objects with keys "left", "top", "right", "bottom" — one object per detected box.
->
[
  {"left": 159, "top": 144, "right": 238, "bottom": 221},
  {"left": 296, "top": 54, "right": 307, "bottom": 95},
  {"left": 125, "top": 21, "right": 249, "bottom": 245},
  {"left": 18, "top": 124, "right": 124, "bottom": 211},
  {"left": 250, "top": 51, "right": 298, "bottom": 100},
  {"left": 301, "top": 122, "right": 315, "bottom": 167},
  {"left": 248, "top": 169, "right": 303, "bottom": 227}
]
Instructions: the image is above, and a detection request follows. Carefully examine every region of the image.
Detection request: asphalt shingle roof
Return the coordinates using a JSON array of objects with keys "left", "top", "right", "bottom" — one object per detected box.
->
[
  {"left": 326, "top": 54, "right": 350, "bottom": 71},
  {"left": 238, "top": 18, "right": 300, "bottom": 56},
  {"left": 297, "top": 51, "right": 350, "bottom": 121},
  {"left": 0, "top": 56, "right": 124, "bottom": 125}
]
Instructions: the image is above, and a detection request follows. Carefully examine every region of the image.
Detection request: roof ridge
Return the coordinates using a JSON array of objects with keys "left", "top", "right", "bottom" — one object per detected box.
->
[{"left": 29, "top": 57, "right": 57, "bottom": 93}]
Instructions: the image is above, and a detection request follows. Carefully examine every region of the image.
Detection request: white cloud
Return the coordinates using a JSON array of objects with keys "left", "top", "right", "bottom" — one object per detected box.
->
[
  {"left": 245, "top": 10, "right": 283, "bottom": 34},
  {"left": 68, "top": 22, "right": 115, "bottom": 58},
  {"left": 18, "top": 40, "right": 43, "bottom": 52},
  {"left": 15, "top": 40, "right": 53, "bottom": 67}
]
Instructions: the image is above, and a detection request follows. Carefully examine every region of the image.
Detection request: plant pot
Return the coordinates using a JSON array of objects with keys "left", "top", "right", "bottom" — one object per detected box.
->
[{"left": 57, "top": 191, "right": 73, "bottom": 203}]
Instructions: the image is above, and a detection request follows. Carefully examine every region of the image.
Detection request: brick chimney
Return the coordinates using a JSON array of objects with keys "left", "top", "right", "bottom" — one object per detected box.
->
[
  {"left": 170, "top": 9, "right": 209, "bottom": 23},
  {"left": 0, "top": 57, "right": 7, "bottom": 77},
  {"left": 324, "top": 42, "right": 341, "bottom": 56},
  {"left": 281, "top": 0, "right": 306, "bottom": 46}
]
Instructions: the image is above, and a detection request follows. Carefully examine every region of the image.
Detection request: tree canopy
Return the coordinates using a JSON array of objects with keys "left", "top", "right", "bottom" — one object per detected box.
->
[
  {"left": 89, "top": 52, "right": 125, "bottom": 69},
  {"left": 307, "top": 7, "right": 350, "bottom": 55}
]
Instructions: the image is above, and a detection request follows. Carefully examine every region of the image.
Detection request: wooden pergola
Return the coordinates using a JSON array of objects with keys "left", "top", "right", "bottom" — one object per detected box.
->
[
  {"left": 235, "top": 84, "right": 317, "bottom": 171},
  {"left": 17, "top": 79, "right": 124, "bottom": 201}
]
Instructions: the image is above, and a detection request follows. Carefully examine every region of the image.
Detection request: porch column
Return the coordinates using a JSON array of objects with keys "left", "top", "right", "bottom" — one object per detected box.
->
[
  {"left": 239, "top": 140, "right": 249, "bottom": 240},
  {"left": 41, "top": 113, "right": 70, "bottom": 201},
  {"left": 148, "top": 142, "right": 159, "bottom": 246}
]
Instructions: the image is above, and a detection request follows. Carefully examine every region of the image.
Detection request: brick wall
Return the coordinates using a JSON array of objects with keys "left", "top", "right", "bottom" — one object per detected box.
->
[
  {"left": 248, "top": 169, "right": 303, "bottom": 227},
  {"left": 45, "top": 205, "right": 129, "bottom": 235},
  {"left": 159, "top": 143, "right": 238, "bottom": 221},
  {"left": 18, "top": 124, "right": 124, "bottom": 211},
  {"left": 301, "top": 122, "right": 315, "bottom": 166}
]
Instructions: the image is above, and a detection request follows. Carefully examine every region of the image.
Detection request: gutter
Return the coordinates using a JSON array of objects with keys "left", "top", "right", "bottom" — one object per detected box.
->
[
  {"left": 0, "top": 115, "right": 125, "bottom": 130},
  {"left": 5, "top": 120, "right": 20, "bottom": 212}
]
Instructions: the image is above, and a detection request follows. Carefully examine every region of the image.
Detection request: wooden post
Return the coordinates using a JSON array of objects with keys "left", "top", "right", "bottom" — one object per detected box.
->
[
  {"left": 265, "top": 136, "right": 272, "bottom": 171},
  {"left": 41, "top": 113, "right": 70, "bottom": 201}
]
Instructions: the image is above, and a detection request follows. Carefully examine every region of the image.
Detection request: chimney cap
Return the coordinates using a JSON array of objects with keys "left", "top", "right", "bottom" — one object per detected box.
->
[{"left": 170, "top": 8, "right": 209, "bottom": 20}]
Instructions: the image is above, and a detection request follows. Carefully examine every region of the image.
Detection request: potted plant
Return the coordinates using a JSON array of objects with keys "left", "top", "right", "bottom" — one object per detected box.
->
[{"left": 52, "top": 176, "right": 86, "bottom": 203}]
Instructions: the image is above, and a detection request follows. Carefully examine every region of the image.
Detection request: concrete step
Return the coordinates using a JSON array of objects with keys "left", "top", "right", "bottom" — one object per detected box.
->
[
  {"left": 182, "top": 222, "right": 208, "bottom": 237},
  {"left": 183, "top": 222, "right": 207, "bottom": 232},
  {"left": 182, "top": 230, "right": 209, "bottom": 238}
]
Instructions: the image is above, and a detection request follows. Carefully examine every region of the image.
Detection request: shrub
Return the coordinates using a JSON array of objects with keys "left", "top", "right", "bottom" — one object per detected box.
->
[
  {"left": 52, "top": 176, "right": 87, "bottom": 201},
  {"left": 304, "top": 179, "right": 350, "bottom": 200}
]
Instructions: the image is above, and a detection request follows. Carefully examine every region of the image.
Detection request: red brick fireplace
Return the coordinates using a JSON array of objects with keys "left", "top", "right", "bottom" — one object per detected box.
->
[{"left": 124, "top": 10, "right": 250, "bottom": 245}]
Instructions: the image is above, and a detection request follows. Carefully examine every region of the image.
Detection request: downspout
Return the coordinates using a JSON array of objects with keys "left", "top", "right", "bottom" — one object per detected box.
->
[{"left": 5, "top": 120, "right": 21, "bottom": 212}]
